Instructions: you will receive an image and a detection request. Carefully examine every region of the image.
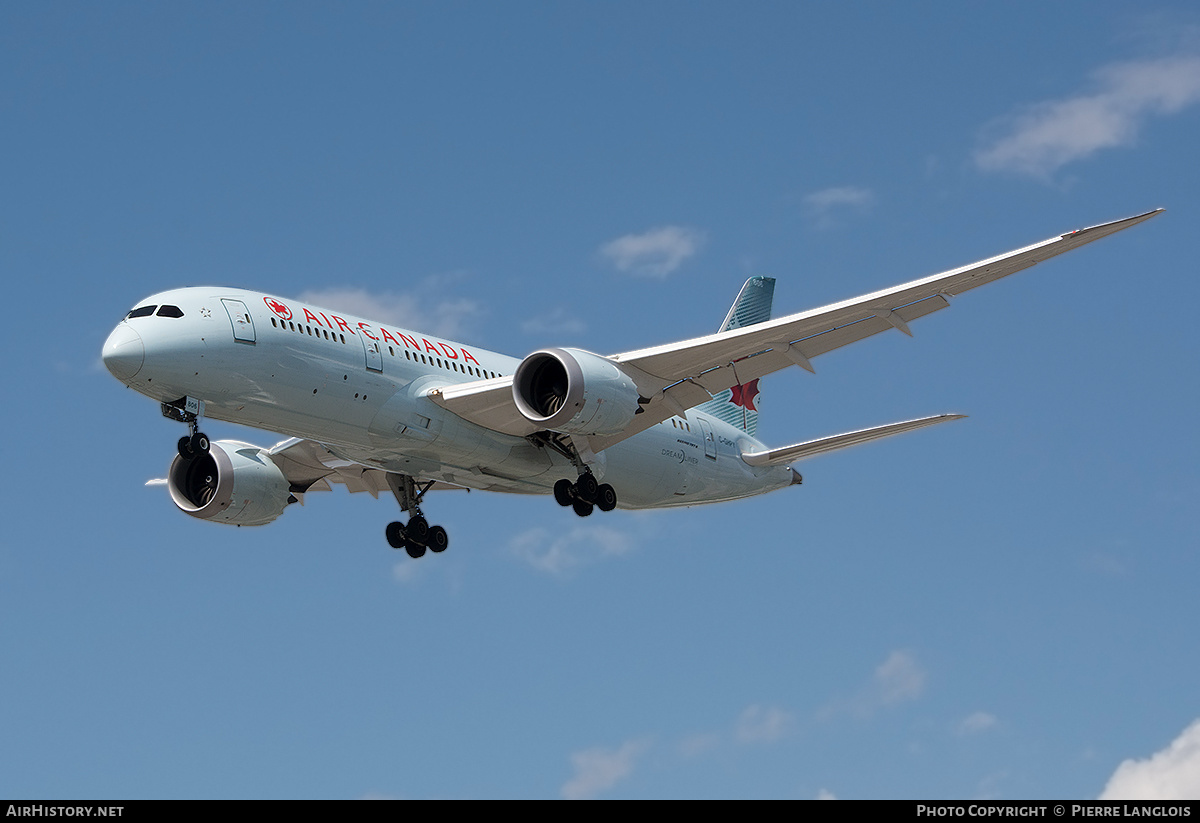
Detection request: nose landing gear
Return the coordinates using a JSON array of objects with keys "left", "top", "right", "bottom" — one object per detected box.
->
[
  {"left": 177, "top": 430, "right": 211, "bottom": 459},
  {"left": 163, "top": 397, "right": 211, "bottom": 459}
]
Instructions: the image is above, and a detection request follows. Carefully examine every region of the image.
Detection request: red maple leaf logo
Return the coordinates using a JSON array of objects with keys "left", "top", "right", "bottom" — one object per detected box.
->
[
  {"left": 729, "top": 379, "right": 760, "bottom": 411},
  {"left": 264, "top": 297, "right": 292, "bottom": 321}
]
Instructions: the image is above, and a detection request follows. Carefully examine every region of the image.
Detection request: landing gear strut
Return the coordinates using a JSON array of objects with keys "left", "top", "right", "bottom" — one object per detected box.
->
[
  {"left": 385, "top": 474, "right": 450, "bottom": 558},
  {"left": 163, "top": 397, "right": 211, "bottom": 459}
]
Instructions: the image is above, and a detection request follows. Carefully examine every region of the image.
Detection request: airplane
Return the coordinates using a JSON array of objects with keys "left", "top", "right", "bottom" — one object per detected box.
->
[{"left": 102, "top": 209, "right": 1162, "bottom": 558}]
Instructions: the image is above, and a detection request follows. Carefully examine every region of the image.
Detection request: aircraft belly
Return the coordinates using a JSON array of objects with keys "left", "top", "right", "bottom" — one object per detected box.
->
[
  {"left": 365, "top": 376, "right": 555, "bottom": 481},
  {"left": 602, "top": 436, "right": 674, "bottom": 507},
  {"left": 605, "top": 417, "right": 793, "bottom": 508}
]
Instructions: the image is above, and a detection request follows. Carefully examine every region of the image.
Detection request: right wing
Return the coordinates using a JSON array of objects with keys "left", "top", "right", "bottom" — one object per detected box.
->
[
  {"left": 589, "top": 208, "right": 1162, "bottom": 449},
  {"left": 429, "top": 209, "right": 1162, "bottom": 451}
]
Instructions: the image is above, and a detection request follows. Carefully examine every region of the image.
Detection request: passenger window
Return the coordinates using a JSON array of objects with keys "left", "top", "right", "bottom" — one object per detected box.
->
[
  {"left": 156, "top": 305, "right": 184, "bottom": 318},
  {"left": 126, "top": 305, "right": 156, "bottom": 319}
]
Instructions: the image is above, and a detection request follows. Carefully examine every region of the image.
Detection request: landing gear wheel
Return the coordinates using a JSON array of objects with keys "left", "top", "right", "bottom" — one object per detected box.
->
[
  {"left": 385, "top": 521, "right": 407, "bottom": 550},
  {"left": 407, "top": 515, "right": 429, "bottom": 542},
  {"left": 190, "top": 431, "right": 210, "bottom": 455},
  {"left": 572, "top": 498, "right": 594, "bottom": 517},
  {"left": 554, "top": 479, "right": 574, "bottom": 507},
  {"left": 576, "top": 473, "right": 599, "bottom": 503},
  {"left": 427, "top": 525, "right": 449, "bottom": 553},
  {"left": 178, "top": 436, "right": 195, "bottom": 459},
  {"left": 385, "top": 475, "right": 450, "bottom": 555},
  {"left": 596, "top": 484, "right": 617, "bottom": 512}
]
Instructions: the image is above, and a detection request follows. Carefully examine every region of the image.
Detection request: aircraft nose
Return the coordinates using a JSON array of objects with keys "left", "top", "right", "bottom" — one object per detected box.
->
[{"left": 102, "top": 324, "right": 144, "bottom": 381}]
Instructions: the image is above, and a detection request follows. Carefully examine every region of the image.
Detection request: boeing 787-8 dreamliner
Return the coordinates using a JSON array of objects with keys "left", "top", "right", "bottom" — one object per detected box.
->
[{"left": 102, "top": 209, "right": 1162, "bottom": 557}]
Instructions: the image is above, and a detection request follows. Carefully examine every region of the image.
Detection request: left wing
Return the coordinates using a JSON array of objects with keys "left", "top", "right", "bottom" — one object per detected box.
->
[
  {"left": 740, "top": 414, "right": 966, "bottom": 467},
  {"left": 430, "top": 209, "right": 1162, "bottom": 449},
  {"left": 267, "top": 438, "right": 466, "bottom": 498}
]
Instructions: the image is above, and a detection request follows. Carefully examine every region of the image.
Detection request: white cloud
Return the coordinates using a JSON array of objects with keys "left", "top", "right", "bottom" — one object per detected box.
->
[
  {"left": 974, "top": 770, "right": 1010, "bottom": 801},
  {"left": 975, "top": 55, "right": 1200, "bottom": 177},
  {"left": 735, "top": 704, "right": 795, "bottom": 744},
  {"left": 391, "top": 560, "right": 424, "bottom": 585},
  {"left": 804, "top": 186, "right": 875, "bottom": 212},
  {"left": 599, "top": 225, "right": 704, "bottom": 277},
  {"left": 1099, "top": 718, "right": 1200, "bottom": 800},
  {"left": 803, "top": 186, "right": 875, "bottom": 228},
  {"left": 816, "top": 788, "right": 838, "bottom": 800},
  {"left": 521, "top": 306, "right": 586, "bottom": 337},
  {"left": 874, "top": 649, "right": 926, "bottom": 705},
  {"left": 561, "top": 739, "right": 649, "bottom": 800},
  {"left": 510, "top": 525, "right": 635, "bottom": 576},
  {"left": 957, "top": 711, "right": 999, "bottom": 735},
  {"left": 821, "top": 649, "right": 927, "bottom": 719},
  {"left": 298, "top": 284, "right": 482, "bottom": 341}
]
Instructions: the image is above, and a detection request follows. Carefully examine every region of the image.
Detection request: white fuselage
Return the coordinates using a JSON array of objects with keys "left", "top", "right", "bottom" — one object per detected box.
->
[{"left": 103, "top": 287, "right": 795, "bottom": 509}]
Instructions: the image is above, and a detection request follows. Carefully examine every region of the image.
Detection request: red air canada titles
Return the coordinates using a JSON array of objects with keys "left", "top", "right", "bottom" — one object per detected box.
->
[{"left": 262, "top": 296, "right": 481, "bottom": 366}]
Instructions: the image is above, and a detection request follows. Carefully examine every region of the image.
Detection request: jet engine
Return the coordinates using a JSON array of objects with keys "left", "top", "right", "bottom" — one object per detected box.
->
[
  {"left": 512, "top": 347, "right": 642, "bottom": 436},
  {"left": 167, "top": 440, "right": 294, "bottom": 526}
]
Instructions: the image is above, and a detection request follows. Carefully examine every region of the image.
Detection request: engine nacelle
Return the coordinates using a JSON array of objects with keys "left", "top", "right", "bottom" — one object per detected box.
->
[
  {"left": 168, "top": 440, "right": 293, "bottom": 527},
  {"left": 512, "top": 347, "right": 642, "bottom": 436}
]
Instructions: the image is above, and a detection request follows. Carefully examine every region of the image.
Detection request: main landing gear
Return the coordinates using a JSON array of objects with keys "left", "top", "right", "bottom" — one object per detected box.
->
[
  {"left": 554, "top": 472, "right": 617, "bottom": 518},
  {"left": 526, "top": 433, "right": 618, "bottom": 518},
  {"left": 162, "top": 397, "right": 211, "bottom": 459},
  {"left": 385, "top": 473, "right": 449, "bottom": 559}
]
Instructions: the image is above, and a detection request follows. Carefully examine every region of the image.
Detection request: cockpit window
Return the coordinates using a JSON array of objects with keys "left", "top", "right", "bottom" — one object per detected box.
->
[
  {"left": 156, "top": 305, "right": 184, "bottom": 318},
  {"left": 126, "top": 305, "right": 156, "bottom": 319}
]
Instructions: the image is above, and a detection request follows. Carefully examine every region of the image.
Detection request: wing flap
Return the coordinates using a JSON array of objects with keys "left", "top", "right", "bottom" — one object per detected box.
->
[
  {"left": 741, "top": 414, "right": 966, "bottom": 467},
  {"left": 266, "top": 438, "right": 464, "bottom": 497}
]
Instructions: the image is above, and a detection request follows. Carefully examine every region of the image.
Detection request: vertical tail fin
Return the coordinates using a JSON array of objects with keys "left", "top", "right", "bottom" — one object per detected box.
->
[{"left": 696, "top": 276, "right": 775, "bottom": 436}]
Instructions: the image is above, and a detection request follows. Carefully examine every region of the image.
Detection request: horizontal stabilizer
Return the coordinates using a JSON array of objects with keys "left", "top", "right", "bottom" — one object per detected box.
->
[{"left": 740, "top": 413, "right": 966, "bottom": 467}]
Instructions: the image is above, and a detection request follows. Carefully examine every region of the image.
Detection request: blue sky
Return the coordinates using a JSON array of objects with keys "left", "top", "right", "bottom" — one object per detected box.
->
[{"left": 3, "top": 2, "right": 1199, "bottom": 800}]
